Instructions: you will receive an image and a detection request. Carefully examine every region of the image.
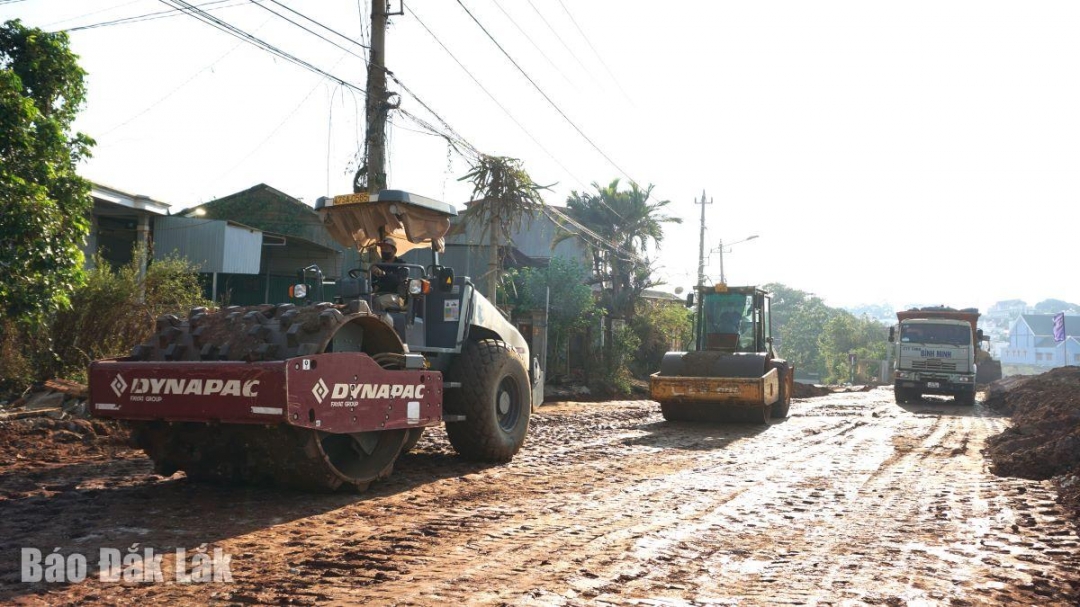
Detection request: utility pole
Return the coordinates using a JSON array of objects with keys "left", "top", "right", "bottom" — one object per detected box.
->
[
  {"left": 717, "top": 238, "right": 725, "bottom": 285},
  {"left": 363, "top": 0, "right": 391, "bottom": 194},
  {"left": 695, "top": 190, "right": 711, "bottom": 287}
]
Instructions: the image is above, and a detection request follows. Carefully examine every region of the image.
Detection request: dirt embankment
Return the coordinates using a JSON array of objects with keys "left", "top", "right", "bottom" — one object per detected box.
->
[{"left": 983, "top": 366, "right": 1080, "bottom": 519}]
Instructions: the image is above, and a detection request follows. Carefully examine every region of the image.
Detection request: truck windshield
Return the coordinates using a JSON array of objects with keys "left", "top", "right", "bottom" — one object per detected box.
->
[
  {"left": 701, "top": 292, "right": 754, "bottom": 350},
  {"left": 900, "top": 323, "right": 971, "bottom": 346}
]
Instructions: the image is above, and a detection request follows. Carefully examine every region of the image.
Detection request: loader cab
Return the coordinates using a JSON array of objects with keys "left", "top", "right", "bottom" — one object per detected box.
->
[{"left": 695, "top": 286, "right": 772, "bottom": 354}]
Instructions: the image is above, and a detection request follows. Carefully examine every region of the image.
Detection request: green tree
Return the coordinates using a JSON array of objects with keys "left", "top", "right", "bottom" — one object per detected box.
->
[
  {"left": 764, "top": 282, "right": 814, "bottom": 340},
  {"left": 765, "top": 283, "right": 834, "bottom": 377},
  {"left": 501, "top": 258, "right": 598, "bottom": 376},
  {"left": 0, "top": 20, "right": 94, "bottom": 327},
  {"left": 818, "top": 311, "right": 889, "bottom": 383},
  {"left": 630, "top": 299, "right": 692, "bottom": 377},
  {"left": 781, "top": 296, "right": 835, "bottom": 377},
  {"left": 459, "top": 155, "right": 548, "bottom": 302},
  {"left": 562, "top": 179, "right": 680, "bottom": 352}
]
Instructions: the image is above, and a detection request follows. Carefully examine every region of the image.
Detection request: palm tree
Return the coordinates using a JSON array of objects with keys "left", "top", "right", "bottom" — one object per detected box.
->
[{"left": 561, "top": 179, "right": 681, "bottom": 354}]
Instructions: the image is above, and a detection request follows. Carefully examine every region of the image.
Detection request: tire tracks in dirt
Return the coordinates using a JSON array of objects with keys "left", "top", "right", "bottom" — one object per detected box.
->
[{"left": 4, "top": 390, "right": 1079, "bottom": 606}]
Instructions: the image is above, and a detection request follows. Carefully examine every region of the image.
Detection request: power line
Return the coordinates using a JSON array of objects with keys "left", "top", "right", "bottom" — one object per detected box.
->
[
  {"left": 101, "top": 32, "right": 252, "bottom": 136},
  {"left": 407, "top": 3, "right": 586, "bottom": 189},
  {"left": 60, "top": 0, "right": 254, "bottom": 33},
  {"left": 555, "top": 0, "right": 633, "bottom": 104},
  {"left": 195, "top": 0, "right": 476, "bottom": 162},
  {"left": 386, "top": 72, "right": 479, "bottom": 158},
  {"left": 356, "top": 0, "right": 369, "bottom": 47},
  {"left": 524, "top": 0, "right": 602, "bottom": 87},
  {"left": 247, "top": 1, "right": 478, "bottom": 160},
  {"left": 455, "top": 0, "right": 639, "bottom": 192},
  {"left": 45, "top": 0, "right": 144, "bottom": 30},
  {"left": 543, "top": 205, "right": 646, "bottom": 265},
  {"left": 489, "top": 0, "right": 576, "bottom": 92},
  {"left": 396, "top": 106, "right": 478, "bottom": 160},
  {"left": 209, "top": 55, "right": 342, "bottom": 189},
  {"left": 242, "top": 0, "right": 369, "bottom": 66},
  {"left": 156, "top": 0, "right": 470, "bottom": 172},
  {"left": 259, "top": 0, "right": 368, "bottom": 49},
  {"left": 158, "top": 0, "right": 365, "bottom": 93}
]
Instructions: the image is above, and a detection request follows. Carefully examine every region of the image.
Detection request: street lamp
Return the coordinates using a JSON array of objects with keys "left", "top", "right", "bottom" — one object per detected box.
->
[{"left": 712, "top": 234, "right": 759, "bottom": 285}]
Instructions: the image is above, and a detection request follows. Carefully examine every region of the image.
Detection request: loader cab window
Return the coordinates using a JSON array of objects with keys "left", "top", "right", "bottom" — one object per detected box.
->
[{"left": 701, "top": 292, "right": 754, "bottom": 351}]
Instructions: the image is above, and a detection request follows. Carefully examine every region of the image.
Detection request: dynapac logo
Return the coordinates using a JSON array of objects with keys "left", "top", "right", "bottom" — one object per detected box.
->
[
  {"left": 311, "top": 379, "right": 425, "bottom": 404},
  {"left": 112, "top": 376, "right": 260, "bottom": 398}
]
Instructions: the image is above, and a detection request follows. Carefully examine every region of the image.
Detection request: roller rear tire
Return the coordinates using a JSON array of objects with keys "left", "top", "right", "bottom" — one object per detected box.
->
[
  {"left": 444, "top": 339, "right": 531, "bottom": 462},
  {"left": 770, "top": 361, "right": 792, "bottom": 419}
]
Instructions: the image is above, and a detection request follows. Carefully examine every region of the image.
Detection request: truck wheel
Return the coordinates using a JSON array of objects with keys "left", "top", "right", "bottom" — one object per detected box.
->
[
  {"left": 445, "top": 339, "right": 531, "bottom": 462},
  {"left": 769, "top": 361, "right": 791, "bottom": 419},
  {"left": 955, "top": 391, "right": 976, "bottom": 406},
  {"left": 894, "top": 386, "right": 911, "bottom": 404}
]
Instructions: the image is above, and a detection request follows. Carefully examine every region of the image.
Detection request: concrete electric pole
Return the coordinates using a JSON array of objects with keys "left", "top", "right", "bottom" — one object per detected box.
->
[
  {"left": 363, "top": 1, "right": 397, "bottom": 194},
  {"left": 696, "top": 190, "right": 712, "bottom": 287}
]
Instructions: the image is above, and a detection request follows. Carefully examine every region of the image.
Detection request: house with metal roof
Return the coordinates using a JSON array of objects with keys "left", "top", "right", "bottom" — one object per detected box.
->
[
  {"left": 174, "top": 184, "right": 349, "bottom": 305},
  {"left": 85, "top": 183, "right": 171, "bottom": 273}
]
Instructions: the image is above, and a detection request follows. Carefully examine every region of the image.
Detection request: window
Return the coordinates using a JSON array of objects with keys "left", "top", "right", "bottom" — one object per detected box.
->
[{"left": 900, "top": 323, "right": 971, "bottom": 346}]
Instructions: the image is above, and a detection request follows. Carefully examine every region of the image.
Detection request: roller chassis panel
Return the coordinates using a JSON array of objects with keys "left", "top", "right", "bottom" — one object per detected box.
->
[
  {"left": 89, "top": 352, "right": 443, "bottom": 433},
  {"left": 650, "top": 367, "right": 780, "bottom": 409}
]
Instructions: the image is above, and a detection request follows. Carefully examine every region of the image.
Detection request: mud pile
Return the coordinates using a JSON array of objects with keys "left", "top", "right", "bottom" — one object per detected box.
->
[
  {"left": 793, "top": 382, "right": 832, "bottom": 398},
  {"left": 983, "top": 366, "right": 1080, "bottom": 519},
  {"left": 0, "top": 379, "right": 134, "bottom": 499},
  {"left": 791, "top": 383, "right": 874, "bottom": 398},
  {"left": 0, "top": 417, "right": 127, "bottom": 463}
]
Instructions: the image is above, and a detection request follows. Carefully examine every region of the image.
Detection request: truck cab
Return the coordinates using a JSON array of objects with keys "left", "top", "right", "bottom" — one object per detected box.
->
[{"left": 890, "top": 317, "right": 977, "bottom": 405}]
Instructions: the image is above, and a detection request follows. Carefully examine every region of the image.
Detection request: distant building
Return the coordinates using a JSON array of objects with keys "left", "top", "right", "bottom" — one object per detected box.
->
[
  {"left": 85, "top": 183, "right": 171, "bottom": 273},
  {"left": 430, "top": 203, "right": 590, "bottom": 278},
  {"left": 172, "top": 184, "right": 348, "bottom": 305},
  {"left": 1001, "top": 314, "right": 1080, "bottom": 367}
]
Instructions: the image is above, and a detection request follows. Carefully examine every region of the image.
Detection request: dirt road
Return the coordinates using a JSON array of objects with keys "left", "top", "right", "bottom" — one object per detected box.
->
[{"left": 2, "top": 388, "right": 1079, "bottom": 605}]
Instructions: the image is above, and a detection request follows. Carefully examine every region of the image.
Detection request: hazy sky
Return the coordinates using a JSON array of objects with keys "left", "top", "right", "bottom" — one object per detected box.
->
[{"left": 4, "top": 1, "right": 1079, "bottom": 312}]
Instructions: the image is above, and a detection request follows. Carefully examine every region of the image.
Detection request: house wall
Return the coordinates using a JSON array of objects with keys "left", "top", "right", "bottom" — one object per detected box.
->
[
  {"left": 153, "top": 217, "right": 263, "bottom": 274},
  {"left": 1058, "top": 339, "right": 1080, "bottom": 366},
  {"left": 1003, "top": 316, "right": 1080, "bottom": 367},
  {"left": 1003, "top": 318, "right": 1036, "bottom": 365}
]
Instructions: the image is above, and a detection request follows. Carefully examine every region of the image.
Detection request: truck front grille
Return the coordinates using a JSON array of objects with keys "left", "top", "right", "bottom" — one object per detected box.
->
[{"left": 912, "top": 359, "right": 957, "bottom": 372}]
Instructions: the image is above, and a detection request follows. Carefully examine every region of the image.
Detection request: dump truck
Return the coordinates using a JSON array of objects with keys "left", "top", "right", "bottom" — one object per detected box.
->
[
  {"left": 888, "top": 306, "right": 999, "bottom": 405},
  {"left": 88, "top": 190, "right": 543, "bottom": 491},
  {"left": 650, "top": 285, "right": 794, "bottom": 424}
]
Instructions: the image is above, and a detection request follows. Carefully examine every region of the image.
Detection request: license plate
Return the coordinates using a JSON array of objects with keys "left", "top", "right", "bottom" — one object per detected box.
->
[{"left": 927, "top": 382, "right": 940, "bottom": 388}]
